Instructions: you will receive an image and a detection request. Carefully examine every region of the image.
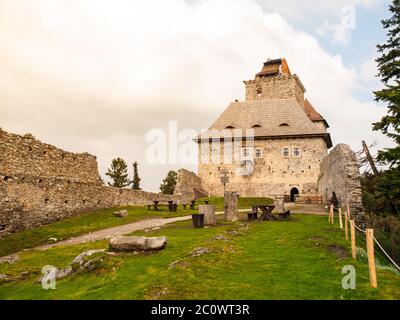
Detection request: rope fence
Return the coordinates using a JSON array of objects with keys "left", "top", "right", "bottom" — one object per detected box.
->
[{"left": 328, "top": 202, "right": 400, "bottom": 288}]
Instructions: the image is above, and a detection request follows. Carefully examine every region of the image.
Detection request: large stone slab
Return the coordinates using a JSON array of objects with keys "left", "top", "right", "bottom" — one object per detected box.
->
[
  {"left": 224, "top": 192, "right": 239, "bottom": 222},
  {"left": 199, "top": 205, "right": 216, "bottom": 225},
  {"left": 109, "top": 235, "right": 167, "bottom": 252},
  {"left": 113, "top": 209, "right": 128, "bottom": 218}
]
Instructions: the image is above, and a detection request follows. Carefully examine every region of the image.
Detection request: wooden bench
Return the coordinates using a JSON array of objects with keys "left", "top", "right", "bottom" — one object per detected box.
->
[{"left": 278, "top": 210, "right": 291, "bottom": 220}]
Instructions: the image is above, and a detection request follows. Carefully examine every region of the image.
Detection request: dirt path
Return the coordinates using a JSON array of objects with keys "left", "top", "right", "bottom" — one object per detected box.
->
[
  {"left": 36, "top": 215, "right": 194, "bottom": 251},
  {"left": 37, "top": 210, "right": 261, "bottom": 251}
]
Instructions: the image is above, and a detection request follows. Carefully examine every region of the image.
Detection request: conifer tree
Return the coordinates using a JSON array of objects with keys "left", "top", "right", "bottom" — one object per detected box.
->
[
  {"left": 105, "top": 157, "right": 131, "bottom": 188},
  {"left": 132, "top": 161, "right": 141, "bottom": 190}
]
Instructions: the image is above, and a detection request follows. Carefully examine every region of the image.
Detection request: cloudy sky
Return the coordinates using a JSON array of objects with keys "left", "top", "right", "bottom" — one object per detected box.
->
[{"left": 0, "top": 0, "right": 393, "bottom": 191}]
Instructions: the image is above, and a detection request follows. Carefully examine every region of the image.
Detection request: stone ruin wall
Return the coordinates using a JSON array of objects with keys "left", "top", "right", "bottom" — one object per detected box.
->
[
  {"left": 174, "top": 169, "right": 208, "bottom": 203},
  {"left": 0, "top": 128, "right": 176, "bottom": 237},
  {"left": 318, "top": 144, "right": 365, "bottom": 223}
]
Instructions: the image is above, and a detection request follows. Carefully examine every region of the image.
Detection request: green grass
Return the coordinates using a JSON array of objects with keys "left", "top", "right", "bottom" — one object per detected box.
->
[
  {"left": 0, "top": 206, "right": 191, "bottom": 257},
  {"left": 0, "top": 197, "right": 272, "bottom": 258},
  {"left": 1, "top": 214, "right": 399, "bottom": 300}
]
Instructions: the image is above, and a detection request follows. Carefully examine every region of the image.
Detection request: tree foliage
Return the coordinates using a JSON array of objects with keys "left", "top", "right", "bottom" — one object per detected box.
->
[
  {"left": 373, "top": 0, "right": 400, "bottom": 167},
  {"left": 132, "top": 161, "right": 141, "bottom": 190},
  {"left": 160, "top": 171, "right": 177, "bottom": 195},
  {"left": 105, "top": 157, "right": 131, "bottom": 188}
]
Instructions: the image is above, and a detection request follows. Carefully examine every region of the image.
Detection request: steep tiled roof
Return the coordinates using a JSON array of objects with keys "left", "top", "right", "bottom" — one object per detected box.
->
[
  {"left": 304, "top": 99, "right": 328, "bottom": 124},
  {"left": 198, "top": 98, "right": 332, "bottom": 147}
]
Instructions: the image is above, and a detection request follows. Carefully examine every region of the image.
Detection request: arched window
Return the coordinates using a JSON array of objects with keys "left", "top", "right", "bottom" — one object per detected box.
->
[
  {"left": 225, "top": 126, "right": 235, "bottom": 129},
  {"left": 252, "top": 124, "right": 262, "bottom": 128},
  {"left": 279, "top": 123, "right": 289, "bottom": 127}
]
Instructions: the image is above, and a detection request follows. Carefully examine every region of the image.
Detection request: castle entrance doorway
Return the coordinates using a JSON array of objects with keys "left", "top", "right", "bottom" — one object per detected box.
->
[{"left": 290, "top": 187, "right": 299, "bottom": 202}]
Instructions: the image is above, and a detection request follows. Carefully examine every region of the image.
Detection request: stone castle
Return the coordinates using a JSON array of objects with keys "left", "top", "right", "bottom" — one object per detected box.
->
[
  {"left": 195, "top": 58, "right": 332, "bottom": 202},
  {"left": 0, "top": 58, "right": 365, "bottom": 236}
]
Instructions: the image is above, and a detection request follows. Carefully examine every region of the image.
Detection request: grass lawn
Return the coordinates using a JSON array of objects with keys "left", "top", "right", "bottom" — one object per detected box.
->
[
  {"left": 1, "top": 213, "right": 399, "bottom": 300},
  {"left": 0, "top": 197, "right": 272, "bottom": 257}
]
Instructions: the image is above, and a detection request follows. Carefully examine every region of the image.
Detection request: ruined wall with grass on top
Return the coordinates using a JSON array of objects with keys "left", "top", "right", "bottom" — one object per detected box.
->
[{"left": 0, "top": 128, "right": 177, "bottom": 237}]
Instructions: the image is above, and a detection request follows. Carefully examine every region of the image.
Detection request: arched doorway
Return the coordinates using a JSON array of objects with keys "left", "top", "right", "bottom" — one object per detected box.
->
[{"left": 290, "top": 187, "right": 299, "bottom": 202}]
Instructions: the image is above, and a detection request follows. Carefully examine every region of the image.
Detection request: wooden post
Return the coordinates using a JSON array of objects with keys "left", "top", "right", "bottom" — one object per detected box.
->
[
  {"left": 366, "top": 229, "right": 378, "bottom": 288},
  {"left": 328, "top": 204, "right": 332, "bottom": 222},
  {"left": 345, "top": 212, "right": 349, "bottom": 240},
  {"left": 339, "top": 208, "right": 343, "bottom": 229},
  {"left": 331, "top": 205, "right": 334, "bottom": 224},
  {"left": 329, "top": 204, "right": 334, "bottom": 224},
  {"left": 346, "top": 202, "right": 351, "bottom": 220},
  {"left": 350, "top": 220, "right": 356, "bottom": 260}
]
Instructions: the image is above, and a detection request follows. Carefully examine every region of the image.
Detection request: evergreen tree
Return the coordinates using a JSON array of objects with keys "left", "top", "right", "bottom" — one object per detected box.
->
[
  {"left": 370, "top": 0, "right": 400, "bottom": 215},
  {"left": 105, "top": 157, "right": 131, "bottom": 188},
  {"left": 373, "top": 0, "right": 400, "bottom": 167},
  {"left": 132, "top": 161, "right": 141, "bottom": 190},
  {"left": 160, "top": 171, "right": 178, "bottom": 195}
]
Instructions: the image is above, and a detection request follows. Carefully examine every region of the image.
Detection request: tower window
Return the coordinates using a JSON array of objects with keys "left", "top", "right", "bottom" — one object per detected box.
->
[
  {"left": 293, "top": 147, "right": 301, "bottom": 157},
  {"left": 282, "top": 148, "right": 290, "bottom": 157},
  {"left": 241, "top": 147, "right": 253, "bottom": 160},
  {"left": 255, "top": 148, "right": 263, "bottom": 159},
  {"left": 280, "top": 123, "right": 289, "bottom": 127}
]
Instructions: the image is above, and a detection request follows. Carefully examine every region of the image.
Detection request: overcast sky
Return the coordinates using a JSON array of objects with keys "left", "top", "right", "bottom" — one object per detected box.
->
[{"left": 0, "top": 0, "right": 393, "bottom": 191}]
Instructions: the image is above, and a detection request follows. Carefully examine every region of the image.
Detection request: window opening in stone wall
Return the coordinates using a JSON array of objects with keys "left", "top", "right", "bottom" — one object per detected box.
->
[
  {"left": 293, "top": 147, "right": 301, "bottom": 157},
  {"left": 255, "top": 148, "right": 263, "bottom": 158},
  {"left": 282, "top": 148, "right": 289, "bottom": 157},
  {"left": 45, "top": 198, "right": 50, "bottom": 204},
  {"left": 280, "top": 123, "right": 289, "bottom": 127},
  {"left": 4, "top": 176, "right": 10, "bottom": 182}
]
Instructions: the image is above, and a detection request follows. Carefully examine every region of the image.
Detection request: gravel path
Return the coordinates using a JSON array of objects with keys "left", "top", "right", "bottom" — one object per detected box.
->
[{"left": 36, "top": 215, "right": 194, "bottom": 251}]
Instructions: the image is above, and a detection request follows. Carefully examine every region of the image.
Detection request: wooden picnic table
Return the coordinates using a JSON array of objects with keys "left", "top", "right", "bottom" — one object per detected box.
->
[
  {"left": 147, "top": 200, "right": 177, "bottom": 212},
  {"left": 257, "top": 205, "right": 276, "bottom": 221}
]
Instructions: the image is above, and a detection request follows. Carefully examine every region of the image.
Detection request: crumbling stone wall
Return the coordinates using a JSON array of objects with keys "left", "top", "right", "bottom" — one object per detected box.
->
[
  {"left": 318, "top": 144, "right": 365, "bottom": 222},
  {"left": 0, "top": 129, "right": 101, "bottom": 184},
  {"left": 0, "top": 128, "right": 177, "bottom": 237},
  {"left": 174, "top": 169, "right": 208, "bottom": 203}
]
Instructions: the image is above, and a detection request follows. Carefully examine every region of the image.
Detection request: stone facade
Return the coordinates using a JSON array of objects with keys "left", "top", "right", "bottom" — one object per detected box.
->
[
  {"left": 196, "top": 58, "right": 331, "bottom": 201},
  {"left": 244, "top": 75, "right": 306, "bottom": 105},
  {"left": 0, "top": 128, "right": 176, "bottom": 237},
  {"left": 318, "top": 144, "right": 365, "bottom": 222},
  {"left": 199, "top": 137, "right": 327, "bottom": 198}
]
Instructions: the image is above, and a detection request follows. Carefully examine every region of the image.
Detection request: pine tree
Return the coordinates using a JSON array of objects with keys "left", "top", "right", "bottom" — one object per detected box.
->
[
  {"left": 160, "top": 171, "right": 178, "bottom": 195},
  {"left": 105, "top": 157, "right": 131, "bottom": 188},
  {"left": 132, "top": 161, "right": 141, "bottom": 190},
  {"left": 373, "top": 0, "right": 400, "bottom": 167}
]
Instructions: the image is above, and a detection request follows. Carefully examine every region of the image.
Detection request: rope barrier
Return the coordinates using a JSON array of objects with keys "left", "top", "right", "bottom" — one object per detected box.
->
[
  {"left": 373, "top": 236, "right": 400, "bottom": 272},
  {"left": 334, "top": 205, "right": 400, "bottom": 272}
]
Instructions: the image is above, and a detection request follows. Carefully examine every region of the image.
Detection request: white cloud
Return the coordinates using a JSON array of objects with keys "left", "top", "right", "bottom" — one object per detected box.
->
[
  {"left": 0, "top": 0, "right": 392, "bottom": 191},
  {"left": 317, "top": 5, "right": 357, "bottom": 44}
]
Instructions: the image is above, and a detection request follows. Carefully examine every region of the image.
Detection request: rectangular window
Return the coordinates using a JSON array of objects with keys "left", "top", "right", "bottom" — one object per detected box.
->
[
  {"left": 293, "top": 147, "right": 301, "bottom": 157},
  {"left": 241, "top": 147, "right": 253, "bottom": 160},
  {"left": 282, "top": 147, "right": 290, "bottom": 157},
  {"left": 255, "top": 148, "right": 263, "bottom": 159}
]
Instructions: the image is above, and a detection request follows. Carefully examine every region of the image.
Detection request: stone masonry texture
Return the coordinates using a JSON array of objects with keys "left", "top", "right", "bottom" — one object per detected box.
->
[
  {"left": 0, "top": 128, "right": 176, "bottom": 237},
  {"left": 318, "top": 144, "right": 365, "bottom": 223}
]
